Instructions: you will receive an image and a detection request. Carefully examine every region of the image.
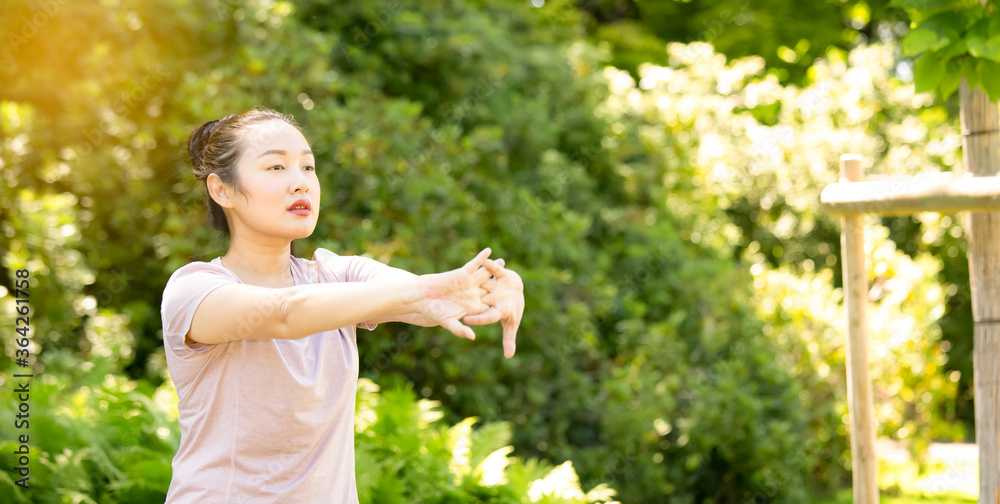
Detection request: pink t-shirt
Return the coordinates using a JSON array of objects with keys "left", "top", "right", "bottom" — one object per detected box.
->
[{"left": 160, "top": 247, "right": 390, "bottom": 503}]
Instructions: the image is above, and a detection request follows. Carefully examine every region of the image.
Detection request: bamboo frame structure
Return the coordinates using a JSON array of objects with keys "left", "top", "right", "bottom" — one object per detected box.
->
[
  {"left": 821, "top": 174, "right": 1000, "bottom": 216},
  {"left": 819, "top": 80, "right": 1000, "bottom": 504},
  {"left": 960, "top": 79, "right": 1000, "bottom": 504},
  {"left": 838, "top": 155, "right": 879, "bottom": 503}
]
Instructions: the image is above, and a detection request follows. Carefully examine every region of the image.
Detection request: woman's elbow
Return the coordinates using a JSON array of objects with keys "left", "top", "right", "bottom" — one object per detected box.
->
[{"left": 275, "top": 287, "right": 299, "bottom": 340}]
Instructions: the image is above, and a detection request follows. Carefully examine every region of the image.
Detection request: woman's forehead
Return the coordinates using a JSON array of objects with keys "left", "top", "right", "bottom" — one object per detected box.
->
[{"left": 245, "top": 120, "right": 311, "bottom": 152}]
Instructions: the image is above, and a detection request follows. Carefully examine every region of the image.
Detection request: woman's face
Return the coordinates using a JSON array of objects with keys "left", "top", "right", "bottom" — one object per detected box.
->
[{"left": 222, "top": 119, "right": 321, "bottom": 243}]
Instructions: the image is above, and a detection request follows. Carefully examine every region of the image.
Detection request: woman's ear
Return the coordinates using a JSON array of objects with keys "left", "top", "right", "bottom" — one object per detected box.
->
[{"left": 206, "top": 173, "right": 234, "bottom": 209}]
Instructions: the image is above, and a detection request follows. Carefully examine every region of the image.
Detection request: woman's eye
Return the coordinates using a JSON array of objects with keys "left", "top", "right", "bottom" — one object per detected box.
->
[
  {"left": 304, "top": 165, "right": 315, "bottom": 171},
  {"left": 269, "top": 164, "right": 284, "bottom": 170}
]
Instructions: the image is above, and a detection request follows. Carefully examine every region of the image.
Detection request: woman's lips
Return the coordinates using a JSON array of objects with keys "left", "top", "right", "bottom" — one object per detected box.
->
[{"left": 288, "top": 208, "right": 310, "bottom": 216}]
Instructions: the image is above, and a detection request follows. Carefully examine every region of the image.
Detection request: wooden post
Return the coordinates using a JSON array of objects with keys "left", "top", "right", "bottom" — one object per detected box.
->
[
  {"left": 840, "top": 154, "right": 879, "bottom": 504},
  {"left": 960, "top": 77, "right": 1000, "bottom": 504}
]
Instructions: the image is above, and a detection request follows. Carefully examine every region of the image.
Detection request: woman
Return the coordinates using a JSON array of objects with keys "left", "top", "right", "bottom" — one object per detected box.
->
[{"left": 160, "top": 107, "right": 524, "bottom": 503}]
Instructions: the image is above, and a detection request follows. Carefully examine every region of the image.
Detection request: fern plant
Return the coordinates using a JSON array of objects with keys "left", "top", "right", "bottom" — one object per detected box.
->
[
  {"left": 0, "top": 365, "right": 617, "bottom": 504},
  {"left": 353, "top": 378, "right": 618, "bottom": 504}
]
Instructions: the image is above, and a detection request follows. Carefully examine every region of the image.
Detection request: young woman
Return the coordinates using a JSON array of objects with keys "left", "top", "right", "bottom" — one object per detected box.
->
[{"left": 160, "top": 107, "right": 524, "bottom": 503}]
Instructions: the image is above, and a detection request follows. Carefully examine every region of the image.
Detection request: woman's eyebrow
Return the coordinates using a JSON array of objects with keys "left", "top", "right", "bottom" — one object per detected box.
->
[{"left": 256, "top": 149, "right": 313, "bottom": 159}]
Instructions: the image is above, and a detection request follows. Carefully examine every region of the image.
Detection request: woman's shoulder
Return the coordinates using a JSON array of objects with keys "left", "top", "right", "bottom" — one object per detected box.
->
[
  {"left": 301, "top": 247, "right": 349, "bottom": 283},
  {"left": 307, "top": 246, "right": 340, "bottom": 263},
  {"left": 301, "top": 246, "right": 387, "bottom": 283},
  {"left": 165, "top": 257, "right": 237, "bottom": 287}
]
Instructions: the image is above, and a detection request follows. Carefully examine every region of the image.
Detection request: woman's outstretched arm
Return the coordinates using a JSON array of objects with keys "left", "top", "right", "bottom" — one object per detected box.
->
[
  {"left": 362, "top": 267, "right": 467, "bottom": 327},
  {"left": 187, "top": 248, "right": 495, "bottom": 345}
]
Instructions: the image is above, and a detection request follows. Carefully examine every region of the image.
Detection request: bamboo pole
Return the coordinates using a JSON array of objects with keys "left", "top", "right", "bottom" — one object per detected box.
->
[
  {"left": 821, "top": 175, "right": 1000, "bottom": 216},
  {"left": 960, "top": 78, "right": 1000, "bottom": 504},
  {"left": 839, "top": 154, "right": 879, "bottom": 504}
]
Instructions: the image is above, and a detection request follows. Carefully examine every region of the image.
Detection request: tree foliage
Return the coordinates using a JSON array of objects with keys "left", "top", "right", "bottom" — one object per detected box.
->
[
  {"left": 895, "top": 0, "right": 1000, "bottom": 100},
  {"left": 573, "top": 0, "right": 903, "bottom": 83}
]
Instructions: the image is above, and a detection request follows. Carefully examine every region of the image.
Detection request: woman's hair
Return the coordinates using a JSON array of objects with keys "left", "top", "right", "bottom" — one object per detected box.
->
[{"left": 186, "top": 107, "right": 303, "bottom": 255}]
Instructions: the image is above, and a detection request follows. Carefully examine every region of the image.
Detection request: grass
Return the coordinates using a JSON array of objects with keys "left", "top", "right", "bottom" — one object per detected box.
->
[
  {"left": 809, "top": 440, "right": 978, "bottom": 503},
  {"left": 811, "top": 489, "right": 975, "bottom": 503}
]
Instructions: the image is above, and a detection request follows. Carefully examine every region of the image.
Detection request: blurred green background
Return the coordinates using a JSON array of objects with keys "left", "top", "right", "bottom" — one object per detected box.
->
[{"left": 0, "top": 0, "right": 986, "bottom": 502}]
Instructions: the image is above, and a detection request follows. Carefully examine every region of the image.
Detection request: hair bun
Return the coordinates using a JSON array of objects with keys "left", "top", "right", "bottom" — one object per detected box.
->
[{"left": 187, "top": 116, "right": 232, "bottom": 175}]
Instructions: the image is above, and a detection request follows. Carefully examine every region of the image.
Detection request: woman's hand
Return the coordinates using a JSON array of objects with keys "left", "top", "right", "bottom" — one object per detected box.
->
[
  {"left": 463, "top": 257, "right": 524, "bottom": 358},
  {"left": 409, "top": 248, "right": 495, "bottom": 341}
]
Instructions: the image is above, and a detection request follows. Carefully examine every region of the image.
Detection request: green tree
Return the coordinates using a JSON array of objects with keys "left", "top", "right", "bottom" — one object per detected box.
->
[
  {"left": 573, "top": 0, "right": 902, "bottom": 83},
  {"left": 895, "top": 0, "right": 1000, "bottom": 100}
]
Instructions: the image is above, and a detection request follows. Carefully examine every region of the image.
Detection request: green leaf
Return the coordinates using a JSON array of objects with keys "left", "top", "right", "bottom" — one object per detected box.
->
[
  {"left": 913, "top": 52, "right": 947, "bottom": 93},
  {"left": 901, "top": 29, "right": 949, "bottom": 56},
  {"left": 968, "top": 36, "right": 989, "bottom": 58},
  {"left": 468, "top": 421, "right": 512, "bottom": 470},
  {"left": 963, "top": 57, "right": 981, "bottom": 91},
  {"left": 989, "top": 11, "right": 1000, "bottom": 35},
  {"left": 940, "top": 59, "right": 962, "bottom": 99},
  {"left": 890, "top": 0, "right": 953, "bottom": 9},
  {"left": 938, "top": 38, "right": 969, "bottom": 59},
  {"left": 969, "top": 17, "right": 991, "bottom": 39},
  {"left": 986, "top": 7, "right": 1000, "bottom": 36},
  {"left": 978, "top": 59, "right": 1000, "bottom": 101},
  {"left": 919, "top": 12, "right": 969, "bottom": 43},
  {"left": 984, "top": 35, "right": 1000, "bottom": 61}
]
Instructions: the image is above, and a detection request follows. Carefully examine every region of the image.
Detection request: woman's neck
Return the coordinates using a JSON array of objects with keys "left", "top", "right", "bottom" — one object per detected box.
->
[{"left": 220, "top": 244, "right": 294, "bottom": 288}]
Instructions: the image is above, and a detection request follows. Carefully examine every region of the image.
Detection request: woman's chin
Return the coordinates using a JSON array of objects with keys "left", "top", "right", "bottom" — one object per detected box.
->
[
  {"left": 291, "top": 225, "right": 317, "bottom": 239},
  {"left": 287, "top": 228, "right": 315, "bottom": 239},
  {"left": 242, "top": 220, "right": 316, "bottom": 241}
]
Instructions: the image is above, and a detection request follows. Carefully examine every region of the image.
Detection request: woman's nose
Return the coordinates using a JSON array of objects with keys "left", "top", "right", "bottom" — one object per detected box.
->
[{"left": 290, "top": 166, "right": 310, "bottom": 192}]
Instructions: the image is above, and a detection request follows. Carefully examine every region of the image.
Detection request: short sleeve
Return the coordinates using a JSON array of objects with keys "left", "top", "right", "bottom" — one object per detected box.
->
[
  {"left": 346, "top": 255, "right": 393, "bottom": 283},
  {"left": 161, "top": 262, "right": 239, "bottom": 358},
  {"left": 312, "top": 247, "right": 392, "bottom": 331}
]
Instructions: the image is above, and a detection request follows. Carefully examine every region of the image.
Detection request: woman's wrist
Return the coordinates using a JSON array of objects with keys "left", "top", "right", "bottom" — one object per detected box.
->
[
  {"left": 399, "top": 274, "right": 431, "bottom": 317},
  {"left": 365, "top": 276, "right": 436, "bottom": 327}
]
